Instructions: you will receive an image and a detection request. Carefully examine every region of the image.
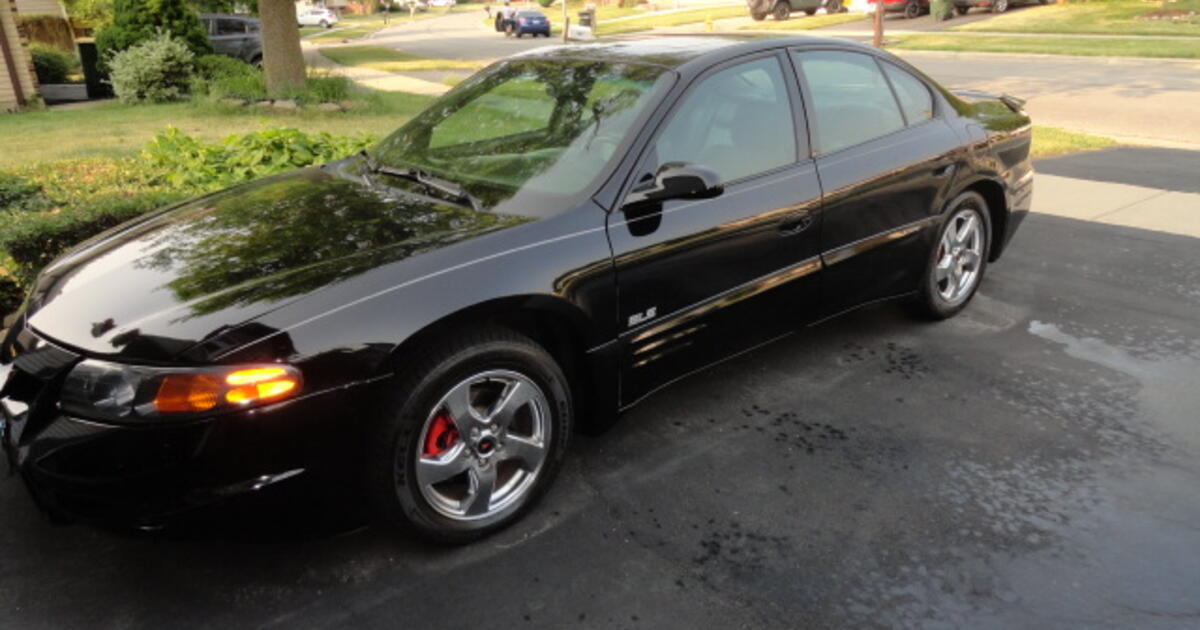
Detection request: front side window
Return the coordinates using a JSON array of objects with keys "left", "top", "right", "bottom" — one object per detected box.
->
[
  {"left": 793, "top": 50, "right": 905, "bottom": 155},
  {"left": 882, "top": 62, "right": 934, "bottom": 125},
  {"left": 374, "top": 59, "right": 672, "bottom": 215},
  {"left": 652, "top": 56, "right": 797, "bottom": 184}
]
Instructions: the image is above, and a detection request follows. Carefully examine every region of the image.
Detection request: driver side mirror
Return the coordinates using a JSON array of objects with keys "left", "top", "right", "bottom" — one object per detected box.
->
[{"left": 624, "top": 163, "right": 725, "bottom": 208}]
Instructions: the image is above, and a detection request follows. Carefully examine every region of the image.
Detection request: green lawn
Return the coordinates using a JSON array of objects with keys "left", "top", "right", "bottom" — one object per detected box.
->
[
  {"left": 320, "top": 46, "right": 486, "bottom": 72},
  {"left": 889, "top": 33, "right": 1200, "bottom": 58},
  {"left": 1031, "top": 126, "right": 1117, "bottom": 160},
  {"left": 740, "top": 11, "right": 866, "bottom": 30},
  {"left": 595, "top": 5, "right": 749, "bottom": 35},
  {"left": 953, "top": 1, "right": 1200, "bottom": 37},
  {"left": 543, "top": 0, "right": 670, "bottom": 28},
  {"left": 0, "top": 92, "right": 434, "bottom": 168}
]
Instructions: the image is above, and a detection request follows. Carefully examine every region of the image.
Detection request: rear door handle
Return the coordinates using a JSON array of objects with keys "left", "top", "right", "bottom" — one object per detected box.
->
[{"left": 778, "top": 213, "right": 814, "bottom": 236}]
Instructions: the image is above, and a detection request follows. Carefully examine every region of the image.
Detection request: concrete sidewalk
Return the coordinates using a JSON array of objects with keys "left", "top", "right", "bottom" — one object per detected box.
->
[
  {"left": 1032, "top": 174, "right": 1200, "bottom": 239},
  {"left": 303, "top": 44, "right": 451, "bottom": 96}
]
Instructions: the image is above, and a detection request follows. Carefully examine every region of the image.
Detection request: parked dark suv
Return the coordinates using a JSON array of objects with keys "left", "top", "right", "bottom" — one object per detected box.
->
[
  {"left": 748, "top": 0, "right": 845, "bottom": 21},
  {"left": 200, "top": 14, "right": 263, "bottom": 66}
]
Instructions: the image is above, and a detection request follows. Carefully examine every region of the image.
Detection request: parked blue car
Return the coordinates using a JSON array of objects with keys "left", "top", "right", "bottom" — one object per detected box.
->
[{"left": 511, "top": 10, "right": 551, "bottom": 37}]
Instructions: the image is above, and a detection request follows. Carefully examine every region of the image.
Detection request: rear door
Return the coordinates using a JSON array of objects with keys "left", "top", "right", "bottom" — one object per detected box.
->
[
  {"left": 212, "top": 18, "right": 247, "bottom": 58},
  {"left": 607, "top": 52, "right": 825, "bottom": 407},
  {"left": 790, "top": 49, "right": 962, "bottom": 317}
]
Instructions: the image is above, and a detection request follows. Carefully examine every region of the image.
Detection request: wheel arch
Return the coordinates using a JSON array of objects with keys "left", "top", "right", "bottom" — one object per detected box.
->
[
  {"left": 387, "top": 294, "right": 616, "bottom": 434},
  {"left": 952, "top": 176, "right": 1009, "bottom": 262}
]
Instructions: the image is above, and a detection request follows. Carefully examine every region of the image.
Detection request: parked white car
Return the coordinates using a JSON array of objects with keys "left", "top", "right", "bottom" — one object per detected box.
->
[
  {"left": 297, "top": 7, "right": 340, "bottom": 28},
  {"left": 428, "top": 0, "right": 456, "bottom": 6}
]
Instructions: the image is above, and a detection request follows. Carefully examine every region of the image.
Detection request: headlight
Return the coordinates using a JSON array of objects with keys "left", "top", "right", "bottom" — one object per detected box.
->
[{"left": 61, "top": 360, "right": 303, "bottom": 422}]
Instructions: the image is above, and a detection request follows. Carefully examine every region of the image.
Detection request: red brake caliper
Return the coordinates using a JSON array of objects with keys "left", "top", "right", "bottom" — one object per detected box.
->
[{"left": 423, "top": 414, "right": 460, "bottom": 457}]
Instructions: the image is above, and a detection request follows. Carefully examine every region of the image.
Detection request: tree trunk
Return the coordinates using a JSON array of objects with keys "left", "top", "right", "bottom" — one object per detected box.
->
[{"left": 258, "top": 0, "right": 306, "bottom": 97}]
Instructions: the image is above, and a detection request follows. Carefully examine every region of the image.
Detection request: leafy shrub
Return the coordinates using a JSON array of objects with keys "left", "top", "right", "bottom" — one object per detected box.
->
[
  {"left": 537, "top": 0, "right": 554, "bottom": 7},
  {"left": 0, "top": 191, "right": 186, "bottom": 283},
  {"left": 193, "top": 53, "right": 257, "bottom": 81},
  {"left": 142, "top": 127, "right": 376, "bottom": 189},
  {"left": 0, "top": 173, "right": 49, "bottom": 212},
  {"left": 109, "top": 33, "right": 196, "bottom": 103},
  {"left": 191, "top": 53, "right": 267, "bottom": 99},
  {"left": 31, "top": 44, "right": 75, "bottom": 84},
  {"left": 95, "top": 0, "right": 210, "bottom": 70}
]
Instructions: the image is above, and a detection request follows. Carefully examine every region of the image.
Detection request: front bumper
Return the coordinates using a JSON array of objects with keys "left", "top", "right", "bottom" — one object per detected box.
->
[{"left": 2, "top": 377, "right": 375, "bottom": 526}]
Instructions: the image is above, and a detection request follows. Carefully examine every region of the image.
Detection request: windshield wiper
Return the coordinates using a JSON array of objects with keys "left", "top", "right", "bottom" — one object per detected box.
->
[{"left": 365, "top": 155, "right": 483, "bottom": 212}]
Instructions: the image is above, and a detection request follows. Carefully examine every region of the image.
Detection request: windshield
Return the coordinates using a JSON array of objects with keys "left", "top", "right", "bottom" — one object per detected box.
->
[{"left": 372, "top": 59, "right": 673, "bottom": 216}]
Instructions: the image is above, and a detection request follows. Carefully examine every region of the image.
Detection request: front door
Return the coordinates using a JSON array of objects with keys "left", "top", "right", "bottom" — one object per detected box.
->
[{"left": 607, "top": 53, "right": 825, "bottom": 407}]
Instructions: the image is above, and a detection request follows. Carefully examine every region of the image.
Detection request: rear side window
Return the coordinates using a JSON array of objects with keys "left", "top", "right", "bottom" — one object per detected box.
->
[
  {"left": 653, "top": 56, "right": 797, "bottom": 184},
  {"left": 793, "top": 50, "right": 904, "bottom": 155},
  {"left": 882, "top": 62, "right": 934, "bottom": 125},
  {"left": 217, "top": 19, "right": 246, "bottom": 35}
]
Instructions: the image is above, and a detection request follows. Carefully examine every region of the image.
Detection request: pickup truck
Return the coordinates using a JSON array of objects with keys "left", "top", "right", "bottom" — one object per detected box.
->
[{"left": 747, "top": 0, "right": 846, "bottom": 21}]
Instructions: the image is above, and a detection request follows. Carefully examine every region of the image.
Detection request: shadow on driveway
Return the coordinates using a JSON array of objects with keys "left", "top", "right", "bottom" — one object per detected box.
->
[{"left": 1036, "top": 146, "right": 1200, "bottom": 194}]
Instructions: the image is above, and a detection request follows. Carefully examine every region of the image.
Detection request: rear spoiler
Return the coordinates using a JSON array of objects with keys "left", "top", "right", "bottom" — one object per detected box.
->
[{"left": 951, "top": 89, "right": 1026, "bottom": 113}]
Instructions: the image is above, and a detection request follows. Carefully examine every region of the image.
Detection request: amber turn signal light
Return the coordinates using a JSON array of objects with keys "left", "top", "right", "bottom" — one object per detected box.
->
[
  {"left": 225, "top": 367, "right": 299, "bottom": 405},
  {"left": 152, "top": 365, "right": 301, "bottom": 414}
]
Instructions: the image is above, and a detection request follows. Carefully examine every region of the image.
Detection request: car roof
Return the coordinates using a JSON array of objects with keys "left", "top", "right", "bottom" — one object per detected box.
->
[{"left": 512, "top": 35, "right": 879, "bottom": 71}]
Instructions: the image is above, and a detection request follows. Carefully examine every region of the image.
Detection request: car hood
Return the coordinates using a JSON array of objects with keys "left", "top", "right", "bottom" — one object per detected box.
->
[{"left": 21, "top": 161, "right": 529, "bottom": 362}]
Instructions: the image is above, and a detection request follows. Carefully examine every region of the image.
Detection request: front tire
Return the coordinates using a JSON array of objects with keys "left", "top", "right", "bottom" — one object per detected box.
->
[
  {"left": 955, "top": 5, "right": 970, "bottom": 14},
  {"left": 804, "top": 7, "right": 817, "bottom": 15},
  {"left": 773, "top": 2, "right": 791, "bottom": 20},
  {"left": 912, "top": 192, "right": 991, "bottom": 320},
  {"left": 367, "top": 326, "right": 573, "bottom": 543},
  {"left": 991, "top": 0, "right": 1008, "bottom": 12},
  {"left": 751, "top": 11, "right": 768, "bottom": 20},
  {"left": 904, "top": 0, "right": 921, "bottom": 19}
]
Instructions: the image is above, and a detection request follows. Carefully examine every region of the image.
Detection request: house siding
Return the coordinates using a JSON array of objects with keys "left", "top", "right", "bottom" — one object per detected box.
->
[
  {"left": 1, "top": 0, "right": 37, "bottom": 111},
  {"left": 14, "top": 0, "right": 65, "bottom": 17}
]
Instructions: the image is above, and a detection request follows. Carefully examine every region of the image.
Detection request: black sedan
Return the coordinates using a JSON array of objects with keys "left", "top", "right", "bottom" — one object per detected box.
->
[{"left": 0, "top": 37, "right": 1032, "bottom": 542}]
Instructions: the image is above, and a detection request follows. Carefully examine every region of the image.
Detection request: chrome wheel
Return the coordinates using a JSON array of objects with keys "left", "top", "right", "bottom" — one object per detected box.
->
[
  {"left": 934, "top": 208, "right": 985, "bottom": 306},
  {"left": 414, "top": 369, "right": 550, "bottom": 522}
]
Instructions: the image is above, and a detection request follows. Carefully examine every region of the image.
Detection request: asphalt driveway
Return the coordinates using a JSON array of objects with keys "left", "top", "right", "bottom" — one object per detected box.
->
[{"left": 2, "top": 159, "right": 1199, "bottom": 628}]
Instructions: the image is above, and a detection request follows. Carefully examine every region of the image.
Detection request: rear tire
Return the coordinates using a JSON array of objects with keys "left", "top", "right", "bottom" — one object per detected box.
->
[
  {"left": 955, "top": 5, "right": 970, "bottom": 14},
  {"left": 804, "top": 7, "right": 817, "bottom": 15},
  {"left": 320, "top": 19, "right": 329, "bottom": 28},
  {"left": 367, "top": 326, "right": 573, "bottom": 543},
  {"left": 904, "top": 0, "right": 921, "bottom": 19},
  {"left": 751, "top": 11, "right": 768, "bottom": 20},
  {"left": 991, "top": 0, "right": 1008, "bottom": 12},
  {"left": 911, "top": 191, "right": 991, "bottom": 320},
  {"left": 773, "top": 2, "right": 791, "bottom": 20}
]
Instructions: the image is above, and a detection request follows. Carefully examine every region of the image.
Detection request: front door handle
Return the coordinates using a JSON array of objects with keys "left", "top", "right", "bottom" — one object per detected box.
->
[{"left": 778, "top": 213, "right": 814, "bottom": 236}]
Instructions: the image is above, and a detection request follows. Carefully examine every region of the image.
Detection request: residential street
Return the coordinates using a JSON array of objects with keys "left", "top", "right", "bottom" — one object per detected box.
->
[
  {"left": 333, "top": 10, "right": 1200, "bottom": 147},
  {"left": 896, "top": 51, "right": 1200, "bottom": 147}
]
